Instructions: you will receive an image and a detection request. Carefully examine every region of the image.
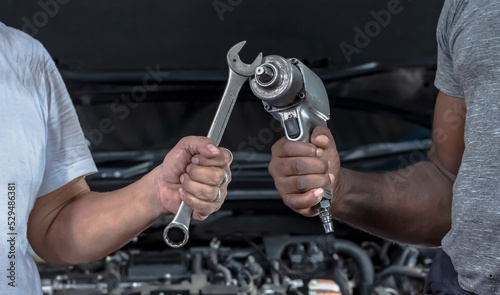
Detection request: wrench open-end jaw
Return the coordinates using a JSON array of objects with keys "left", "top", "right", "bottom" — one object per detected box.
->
[
  {"left": 227, "top": 41, "right": 263, "bottom": 77},
  {"left": 164, "top": 41, "right": 262, "bottom": 248},
  {"left": 206, "top": 41, "right": 263, "bottom": 145}
]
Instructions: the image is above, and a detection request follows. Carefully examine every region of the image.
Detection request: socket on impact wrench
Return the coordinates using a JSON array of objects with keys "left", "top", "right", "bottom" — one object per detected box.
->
[{"left": 163, "top": 41, "right": 263, "bottom": 248}]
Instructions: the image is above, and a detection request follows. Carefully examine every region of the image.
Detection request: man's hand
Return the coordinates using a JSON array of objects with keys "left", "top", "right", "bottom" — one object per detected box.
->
[
  {"left": 269, "top": 126, "right": 339, "bottom": 217},
  {"left": 29, "top": 136, "right": 232, "bottom": 266},
  {"left": 155, "top": 136, "right": 233, "bottom": 220},
  {"left": 269, "top": 92, "right": 462, "bottom": 246}
]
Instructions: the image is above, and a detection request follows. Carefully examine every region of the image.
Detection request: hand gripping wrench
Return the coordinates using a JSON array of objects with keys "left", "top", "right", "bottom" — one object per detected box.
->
[{"left": 164, "top": 41, "right": 263, "bottom": 247}]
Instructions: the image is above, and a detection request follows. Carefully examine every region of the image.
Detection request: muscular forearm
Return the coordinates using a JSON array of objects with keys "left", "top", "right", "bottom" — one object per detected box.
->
[
  {"left": 42, "top": 169, "right": 163, "bottom": 265},
  {"left": 28, "top": 137, "right": 232, "bottom": 266},
  {"left": 332, "top": 160, "right": 453, "bottom": 246}
]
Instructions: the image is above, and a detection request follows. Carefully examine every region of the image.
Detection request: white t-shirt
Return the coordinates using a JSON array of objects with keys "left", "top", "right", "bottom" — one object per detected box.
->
[{"left": 0, "top": 23, "right": 97, "bottom": 294}]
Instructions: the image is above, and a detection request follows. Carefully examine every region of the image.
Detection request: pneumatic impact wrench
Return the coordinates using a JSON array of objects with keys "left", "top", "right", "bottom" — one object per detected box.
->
[{"left": 249, "top": 55, "right": 334, "bottom": 233}]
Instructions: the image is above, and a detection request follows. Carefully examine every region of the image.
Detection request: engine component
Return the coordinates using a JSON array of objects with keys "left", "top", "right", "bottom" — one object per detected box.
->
[
  {"left": 163, "top": 41, "right": 263, "bottom": 248},
  {"left": 249, "top": 56, "right": 333, "bottom": 233},
  {"left": 38, "top": 236, "right": 432, "bottom": 295}
]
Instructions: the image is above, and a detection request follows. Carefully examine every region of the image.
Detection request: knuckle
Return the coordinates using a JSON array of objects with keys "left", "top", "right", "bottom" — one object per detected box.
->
[
  {"left": 184, "top": 135, "right": 197, "bottom": 144},
  {"left": 211, "top": 187, "right": 220, "bottom": 201},
  {"left": 271, "top": 143, "right": 277, "bottom": 154},
  {"left": 216, "top": 192, "right": 225, "bottom": 203},
  {"left": 320, "top": 175, "right": 330, "bottom": 188},
  {"left": 281, "top": 194, "right": 291, "bottom": 208},
  {"left": 225, "top": 173, "right": 232, "bottom": 185},
  {"left": 309, "top": 146, "right": 317, "bottom": 156},
  {"left": 212, "top": 169, "right": 224, "bottom": 184},
  {"left": 201, "top": 206, "right": 215, "bottom": 216},
  {"left": 274, "top": 177, "right": 286, "bottom": 192},
  {"left": 200, "top": 186, "right": 215, "bottom": 200},
  {"left": 320, "top": 159, "right": 328, "bottom": 173},
  {"left": 268, "top": 159, "right": 281, "bottom": 177},
  {"left": 181, "top": 178, "right": 192, "bottom": 190},
  {"left": 196, "top": 213, "right": 208, "bottom": 221},
  {"left": 267, "top": 160, "right": 277, "bottom": 173},
  {"left": 275, "top": 177, "right": 295, "bottom": 194},
  {"left": 268, "top": 165, "right": 276, "bottom": 177},
  {"left": 271, "top": 138, "right": 285, "bottom": 154},
  {"left": 223, "top": 149, "right": 233, "bottom": 164},
  {"left": 287, "top": 195, "right": 298, "bottom": 209},
  {"left": 218, "top": 169, "right": 226, "bottom": 183},
  {"left": 282, "top": 141, "right": 294, "bottom": 156}
]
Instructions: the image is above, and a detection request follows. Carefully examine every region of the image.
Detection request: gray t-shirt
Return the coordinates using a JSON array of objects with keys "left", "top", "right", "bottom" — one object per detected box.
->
[{"left": 436, "top": 0, "right": 500, "bottom": 293}]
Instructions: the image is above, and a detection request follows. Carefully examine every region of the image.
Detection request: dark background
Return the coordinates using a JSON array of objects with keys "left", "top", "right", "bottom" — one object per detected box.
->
[{"left": 0, "top": 0, "right": 444, "bottom": 72}]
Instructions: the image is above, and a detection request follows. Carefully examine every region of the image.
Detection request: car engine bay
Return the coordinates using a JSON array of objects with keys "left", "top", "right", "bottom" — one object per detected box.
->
[{"left": 38, "top": 233, "right": 435, "bottom": 295}]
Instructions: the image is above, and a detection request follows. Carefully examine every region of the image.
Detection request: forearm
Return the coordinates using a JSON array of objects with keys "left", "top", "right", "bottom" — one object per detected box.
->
[
  {"left": 43, "top": 168, "right": 163, "bottom": 265},
  {"left": 332, "top": 160, "right": 453, "bottom": 246}
]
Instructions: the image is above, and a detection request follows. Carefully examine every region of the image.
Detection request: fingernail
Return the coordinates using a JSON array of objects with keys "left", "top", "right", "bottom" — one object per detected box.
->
[
  {"left": 313, "top": 188, "right": 324, "bottom": 197},
  {"left": 329, "top": 173, "right": 335, "bottom": 183},
  {"left": 315, "top": 135, "right": 329, "bottom": 144},
  {"left": 192, "top": 156, "right": 199, "bottom": 164},
  {"left": 207, "top": 144, "right": 219, "bottom": 153},
  {"left": 179, "top": 187, "right": 185, "bottom": 195},
  {"left": 186, "top": 165, "right": 191, "bottom": 173},
  {"left": 316, "top": 148, "right": 324, "bottom": 157},
  {"left": 180, "top": 174, "right": 185, "bottom": 183}
]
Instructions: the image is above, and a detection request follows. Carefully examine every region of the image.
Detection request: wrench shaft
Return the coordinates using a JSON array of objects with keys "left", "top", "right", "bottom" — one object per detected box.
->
[
  {"left": 207, "top": 72, "right": 247, "bottom": 145},
  {"left": 164, "top": 69, "right": 249, "bottom": 248}
]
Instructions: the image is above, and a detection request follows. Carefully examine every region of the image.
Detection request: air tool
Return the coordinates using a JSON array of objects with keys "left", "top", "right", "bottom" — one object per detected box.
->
[{"left": 249, "top": 55, "right": 334, "bottom": 233}]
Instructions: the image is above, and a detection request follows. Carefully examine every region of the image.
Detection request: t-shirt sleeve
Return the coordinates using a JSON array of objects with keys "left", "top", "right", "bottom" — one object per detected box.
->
[
  {"left": 434, "top": 0, "right": 465, "bottom": 99},
  {"left": 36, "top": 46, "right": 97, "bottom": 197}
]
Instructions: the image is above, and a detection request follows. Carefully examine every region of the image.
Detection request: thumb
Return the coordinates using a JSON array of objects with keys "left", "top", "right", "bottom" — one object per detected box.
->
[
  {"left": 163, "top": 136, "right": 219, "bottom": 178},
  {"left": 180, "top": 136, "right": 220, "bottom": 159},
  {"left": 311, "top": 126, "right": 335, "bottom": 150}
]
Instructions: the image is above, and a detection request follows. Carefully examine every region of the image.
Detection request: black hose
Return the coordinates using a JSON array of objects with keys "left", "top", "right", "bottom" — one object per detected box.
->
[
  {"left": 335, "top": 239, "right": 375, "bottom": 295},
  {"left": 330, "top": 264, "right": 353, "bottom": 295},
  {"left": 379, "top": 241, "right": 393, "bottom": 267},
  {"left": 372, "top": 265, "right": 426, "bottom": 288}
]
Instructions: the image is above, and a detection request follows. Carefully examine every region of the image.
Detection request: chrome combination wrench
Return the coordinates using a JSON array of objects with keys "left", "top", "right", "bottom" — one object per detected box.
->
[{"left": 164, "top": 41, "right": 263, "bottom": 247}]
